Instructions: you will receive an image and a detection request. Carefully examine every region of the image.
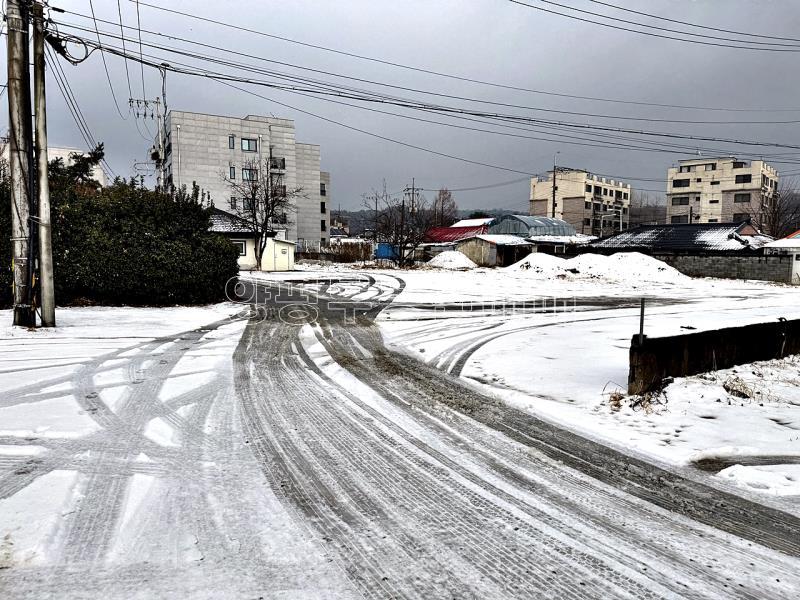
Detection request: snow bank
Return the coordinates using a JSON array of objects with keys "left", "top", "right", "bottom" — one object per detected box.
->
[
  {"left": 507, "top": 251, "right": 686, "bottom": 283},
  {"left": 427, "top": 251, "right": 477, "bottom": 270}
]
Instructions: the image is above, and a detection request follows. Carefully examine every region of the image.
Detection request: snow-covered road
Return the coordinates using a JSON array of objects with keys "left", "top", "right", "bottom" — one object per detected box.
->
[{"left": 2, "top": 270, "right": 800, "bottom": 598}]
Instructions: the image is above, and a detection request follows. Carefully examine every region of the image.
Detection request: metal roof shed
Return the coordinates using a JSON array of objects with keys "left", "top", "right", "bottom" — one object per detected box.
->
[
  {"left": 455, "top": 234, "right": 534, "bottom": 267},
  {"left": 489, "top": 215, "right": 576, "bottom": 238}
]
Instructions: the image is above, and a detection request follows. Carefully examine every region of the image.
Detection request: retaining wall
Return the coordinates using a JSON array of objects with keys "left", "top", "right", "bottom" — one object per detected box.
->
[
  {"left": 659, "top": 254, "right": 794, "bottom": 283},
  {"left": 628, "top": 318, "right": 800, "bottom": 394}
]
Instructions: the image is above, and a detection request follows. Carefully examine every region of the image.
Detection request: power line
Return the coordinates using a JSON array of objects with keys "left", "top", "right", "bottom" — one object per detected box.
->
[
  {"left": 585, "top": 0, "right": 800, "bottom": 43},
  {"left": 127, "top": 0, "right": 800, "bottom": 112},
  {"left": 54, "top": 14, "right": 800, "bottom": 126},
  {"left": 506, "top": 0, "right": 800, "bottom": 52},
  {"left": 46, "top": 45, "right": 117, "bottom": 179},
  {"left": 535, "top": 0, "right": 800, "bottom": 48},
  {"left": 88, "top": 0, "right": 127, "bottom": 119},
  {"left": 134, "top": 0, "right": 146, "bottom": 98},
  {"left": 54, "top": 24, "right": 800, "bottom": 155},
  {"left": 115, "top": 0, "right": 133, "bottom": 97}
]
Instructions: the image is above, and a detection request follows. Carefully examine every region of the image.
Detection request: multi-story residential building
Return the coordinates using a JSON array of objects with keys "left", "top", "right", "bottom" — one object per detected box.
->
[
  {"left": 665, "top": 158, "right": 778, "bottom": 225},
  {"left": 530, "top": 169, "right": 632, "bottom": 236},
  {"left": 1, "top": 145, "right": 107, "bottom": 186},
  {"left": 161, "top": 111, "right": 329, "bottom": 245}
]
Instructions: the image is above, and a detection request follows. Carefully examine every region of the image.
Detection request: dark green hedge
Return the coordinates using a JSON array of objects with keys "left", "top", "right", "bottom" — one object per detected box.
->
[{"left": 1, "top": 170, "right": 239, "bottom": 307}]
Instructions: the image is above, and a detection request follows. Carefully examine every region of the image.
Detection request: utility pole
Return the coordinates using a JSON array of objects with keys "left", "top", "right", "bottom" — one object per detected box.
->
[
  {"left": 6, "top": 0, "right": 35, "bottom": 327},
  {"left": 33, "top": 1, "right": 54, "bottom": 326},
  {"left": 551, "top": 151, "right": 560, "bottom": 219}
]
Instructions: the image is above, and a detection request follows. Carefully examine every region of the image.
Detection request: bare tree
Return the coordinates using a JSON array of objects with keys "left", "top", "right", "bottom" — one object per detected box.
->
[
  {"left": 226, "top": 157, "right": 301, "bottom": 270},
  {"left": 432, "top": 188, "right": 459, "bottom": 226},
  {"left": 363, "top": 182, "right": 436, "bottom": 267},
  {"left": 628, "top": 190, "right": 666, "bottom": 226},
  {"left": 748, "top": 177, "right": 800, "bottom": 239}
]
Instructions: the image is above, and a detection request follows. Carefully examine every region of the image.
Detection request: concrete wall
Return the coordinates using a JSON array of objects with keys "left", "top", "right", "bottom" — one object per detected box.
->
[
  {"left": 456, "top": 239, "right": 497, "bottom": 266},
  {"left": 629, "top": 318, "right": 800, "bottom": 394},
  {"left": 659, "top": 254, "right": 793, "bottom": 283}
]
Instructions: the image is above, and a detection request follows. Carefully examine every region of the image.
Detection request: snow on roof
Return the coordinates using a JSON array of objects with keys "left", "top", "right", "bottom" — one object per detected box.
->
[
  {"left": 210, "top": 209, "right": 252, "bottom": 234},
  {"left": 765, "top": 237, "right": 800, "bottom": 249},
  {"left": 527, "top": 233, "right": 597, "bottom": 245},
  {"left": 591, "top": 223, "right": 773, "bottom": 252},
  {"left": 452, "top": 217, "right": 495, "bottom": 227},
  {"left": 459, "top": 234, "right": 534, "bottom": 246}
]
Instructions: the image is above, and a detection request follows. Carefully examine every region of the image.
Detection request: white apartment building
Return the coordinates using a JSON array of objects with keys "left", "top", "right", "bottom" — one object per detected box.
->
[
  {"left": 161, "top": 111, "right": 330, "bottom": 245},
  {"left": 1, "top": 145, "right": 107, "bottom": 186},
  {"left": 665, "top": 158, "right": 778, "bottom": 225},
  {"left": 530, "top": 169, "right": 632, "bottom": 235}
]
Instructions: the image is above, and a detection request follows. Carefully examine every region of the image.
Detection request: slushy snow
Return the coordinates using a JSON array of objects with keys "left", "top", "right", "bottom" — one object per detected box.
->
[{"left": 428, "top": 251, "right": 477, "bottom": 270}]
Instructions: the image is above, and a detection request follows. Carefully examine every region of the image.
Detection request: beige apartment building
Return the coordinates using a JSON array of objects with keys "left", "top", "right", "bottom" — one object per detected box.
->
[
  {"left": 665, "top": 158, "right": 778, "bottom": 225},
  {"left": 530, "top": 169, "right": 632, "bottom": 235},
  {"left": 161, "top": 111, "right": 330, "bottom": 246}
]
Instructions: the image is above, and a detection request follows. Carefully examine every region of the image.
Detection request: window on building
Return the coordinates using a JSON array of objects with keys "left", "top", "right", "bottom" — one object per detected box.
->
[
  {"left": 321, "top": 219, "right": 327, "bottom": 232},
  {"left": 228, "top": 135, "right": 235, "bottom": 149},
  {"left": 696, "top": 178, "right": 702, "bottom": 183},
  {"left": 594, "top": 185, "right": 601, "bottom": 195},
  {"left": 229, "top": 197, "right": 238, "bottom": 210},
  {"left": 709, "top": 199, "right": 720, "bottom": 204},
  {"left": 733, "top": 213, "right": 750, "bottom": 222},
  {"left": 593, "top": 203, "right": 601, "bottom": 210},
  {"left": 231, "top": 240, "right": 246, "bottom": 256},
  {"left": 320, "top": 182, "right": 327, "bottom": 196},
  {"left": 671, "top": 196, "right": 689, "bottom": 206},
  {"left": 269, "top": 157, "right": 286, "bottom": 170},
  {"left": 671, "top": 215, "right": 689, "bottom": 224},
  {"left": 623, "top": 192, "right": 628, "bottom": 200},
  {"left": 706, "top": 163, "right": 717, "bottom": 171},
  {"left": 602, "top": 188, "right": 608, "bottom": 196},
  {"left": 622, "top": 207, "right": 628, "bottom": 214},
  {"left": 733, "top": 161, "right": 747, "bottom": 169},
  {"left": 584, "top": 201, "right": 591, "bottom": 209},
  {"left": 734, "top": 192, "right": 751, "bottom": 203},
  {"left": 229, "top": 166, "right": 236, "bottom": 179},
  {"left": 672, "top": 179, "right": 690, "bottom": 188},
  {"left": 320, "top": 201, "right": 326, "bottom": 213},
  {"left": 711, "top": 181, "right": 720, "bottom": 186},
  {"left": 707, "top": 219, "right": 718, "bottom": 223},
  {"left": 615, "top": 190, "right": 622, "bottom": 199},
  {"left": 242, "top": 168, "right": 258, "bottom": 181},
  {"left": 583, "top": 218, "right": 590, "bottom": 225},
  {"left": 679, "top": 165, "right": 691, "bottom": 173},
  {"left": 274, "top": 184, "right": 287, "bottom": 197},
  {"left": 585, "top": 184, "right": 592, "bottom": 193},
  {"left": 243, "top": 198, "right": 253, "bottom": 211},
  {"left": 241, "top": 138, "right": 257, "bottom": 152}
]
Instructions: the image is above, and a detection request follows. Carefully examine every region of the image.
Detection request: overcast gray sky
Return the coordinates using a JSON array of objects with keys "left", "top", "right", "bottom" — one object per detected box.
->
[{"left": 7, "top": 0, "right": 800, "bottom": 210}]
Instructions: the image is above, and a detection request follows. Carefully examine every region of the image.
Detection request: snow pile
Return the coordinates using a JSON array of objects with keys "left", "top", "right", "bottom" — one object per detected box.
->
[
  {"left": 505, "top": 252, "right": 564, "bottom": 276},
  {"left": 427, "top": 251, "right": 477, "bottom": 270},
  {"left": 507, "top": 251, "right": 686, "bottom": 283}
]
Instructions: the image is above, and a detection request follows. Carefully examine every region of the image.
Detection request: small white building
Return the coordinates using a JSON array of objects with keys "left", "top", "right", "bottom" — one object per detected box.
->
[{"left": 211, "top": 209, "right": 295, "bottom": 272}]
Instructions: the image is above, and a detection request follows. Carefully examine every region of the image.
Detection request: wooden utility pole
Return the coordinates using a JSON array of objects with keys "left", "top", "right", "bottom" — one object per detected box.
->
[
  {"left": 6, "top": 0, "right": 35, "bottom": 327},
  {"left": 33, "top": 1, "right": 55, "bottom": 326}
]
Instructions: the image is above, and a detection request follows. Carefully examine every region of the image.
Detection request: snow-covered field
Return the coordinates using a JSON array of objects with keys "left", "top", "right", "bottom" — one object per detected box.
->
[{"left": 376, "top": 253, "right": 800, "bottom": 499}]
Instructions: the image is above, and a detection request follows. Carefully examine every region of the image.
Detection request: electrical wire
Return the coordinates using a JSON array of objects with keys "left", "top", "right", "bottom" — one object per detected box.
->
[
  {"left": 88, "top": 0, "right": 127, "bottom": 119},
  {"left": 506, "top": 0, "right": 800, "bottom": 53},
  {"left": 54, "top": 14, "right": 800, "bottom": 126},
  {"left": 127, "top": 0, "right": 800, "bottom": 112},
  {"left": 585, "top": 0, "right": 800, "bottom": 43},
  {"left": 53, "top": 24, "right": 800, "bottom": 155}
]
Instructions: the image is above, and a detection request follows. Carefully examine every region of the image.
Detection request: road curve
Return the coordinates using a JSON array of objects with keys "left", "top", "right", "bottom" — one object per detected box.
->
[{"left": 232, "top": 273, "right": 800, "bottom": 599}]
